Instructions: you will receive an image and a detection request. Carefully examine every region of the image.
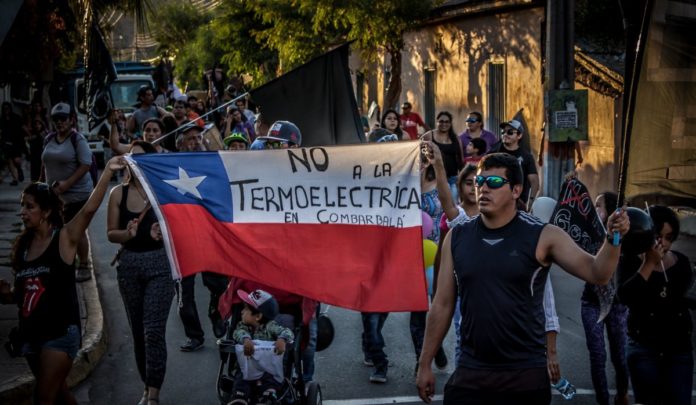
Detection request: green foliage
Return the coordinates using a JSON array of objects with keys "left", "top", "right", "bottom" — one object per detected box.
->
[
  {"left": 149, "top": 0, "right": 211, "bottom": 57},
  {"left": 175, "top": 22, "right": 226, "bottom": 90}
]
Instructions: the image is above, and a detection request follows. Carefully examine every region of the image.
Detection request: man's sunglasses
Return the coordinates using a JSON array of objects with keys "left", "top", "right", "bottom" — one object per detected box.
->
[
  {"left": 52, "top": 115, "right": 69, "bottom": 123},
  {"left": 502, "top": 129, "right": 519, "bottom": 136},
  {"left": 475, "top": 175, "right": 510, "bottom": 189}
]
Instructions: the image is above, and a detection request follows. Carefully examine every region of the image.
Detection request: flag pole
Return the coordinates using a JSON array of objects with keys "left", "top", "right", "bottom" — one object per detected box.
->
[
  {"left": 616, "top": 0, "right": 653, "bottom": 207},
  {"left": 153, "top": 92, "right": 249, "bottom": 145}
]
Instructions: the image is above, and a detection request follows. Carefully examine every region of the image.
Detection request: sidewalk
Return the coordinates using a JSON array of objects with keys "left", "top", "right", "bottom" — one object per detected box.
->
[{"left": 0, "top": 180, "right": 106, "bottom": 405}]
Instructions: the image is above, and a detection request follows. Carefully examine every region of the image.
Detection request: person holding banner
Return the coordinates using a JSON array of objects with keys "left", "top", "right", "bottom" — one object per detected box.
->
[
  {"left": 618, "top": 205, "right": 693, "bottom": 405},
  {"left": 416, "top": 152, "right": 630, "bottom": 404},
  {"left": 0, "top": 156, "right": 126, "bottom": 405},
  {"left": 106, "top": 141, "right": 174, "bottom": 405}
]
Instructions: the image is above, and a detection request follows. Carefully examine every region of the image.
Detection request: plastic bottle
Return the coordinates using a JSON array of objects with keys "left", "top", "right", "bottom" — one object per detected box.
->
[{"left": 551, "top": 377, "right": 576, "bottom": 400}]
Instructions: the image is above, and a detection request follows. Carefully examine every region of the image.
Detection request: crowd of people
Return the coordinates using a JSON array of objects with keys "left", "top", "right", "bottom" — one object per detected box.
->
[{"left": 0, "top": 92, "right": 693, "bottom": 405}]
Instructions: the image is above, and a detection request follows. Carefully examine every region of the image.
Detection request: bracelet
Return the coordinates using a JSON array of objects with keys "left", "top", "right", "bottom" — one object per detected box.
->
[{"left": 606, "top": 232, "right": 621, "bottom": 244}]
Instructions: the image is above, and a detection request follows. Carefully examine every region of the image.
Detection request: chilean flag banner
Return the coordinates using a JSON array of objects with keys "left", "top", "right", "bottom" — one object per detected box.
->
[{"left": 126, "top": 142, "right": 428, "bottom": 312}]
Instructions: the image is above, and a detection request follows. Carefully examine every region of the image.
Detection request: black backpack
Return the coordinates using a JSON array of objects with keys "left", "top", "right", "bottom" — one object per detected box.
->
[{"left": 44, "top": 130, "right": 99, "bottom": 187}]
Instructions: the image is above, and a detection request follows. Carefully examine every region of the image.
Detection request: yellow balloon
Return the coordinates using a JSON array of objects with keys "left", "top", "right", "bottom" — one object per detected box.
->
[{"left": 423, "top": 239, "right": 438, "bottom": 268}]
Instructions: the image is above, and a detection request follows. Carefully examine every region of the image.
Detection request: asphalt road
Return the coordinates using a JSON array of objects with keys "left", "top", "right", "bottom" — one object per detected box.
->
[{"left": 73, "top": 192, "right": 696, "bottom": 405}]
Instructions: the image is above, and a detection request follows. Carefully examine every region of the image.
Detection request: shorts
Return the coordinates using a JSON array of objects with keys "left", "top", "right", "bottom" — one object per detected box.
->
[
  {"left": 22, "top": 324, "right": 81, "bottom": 359},
  {"left": 63, "top": 199, "right": 89, "bottom": 223}
]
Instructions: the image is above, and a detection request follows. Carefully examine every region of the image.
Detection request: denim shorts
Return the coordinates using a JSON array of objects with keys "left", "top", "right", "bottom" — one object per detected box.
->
[{"left": 22, "top": 324, "right": 81, "bottom": 359}]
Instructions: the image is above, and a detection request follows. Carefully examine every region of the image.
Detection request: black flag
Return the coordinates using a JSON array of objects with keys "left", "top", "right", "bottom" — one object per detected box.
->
[
  {"left": 84, "top": 20, "right": 117, "bottom": 131},
  {"left": 249, "top": 43, "right": 364, "bottom": 146}
]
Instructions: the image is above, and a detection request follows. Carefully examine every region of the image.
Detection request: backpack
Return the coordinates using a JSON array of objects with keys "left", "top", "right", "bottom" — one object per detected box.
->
[{"left": 44, "top": 130, "right": 99, "bottom": 187}]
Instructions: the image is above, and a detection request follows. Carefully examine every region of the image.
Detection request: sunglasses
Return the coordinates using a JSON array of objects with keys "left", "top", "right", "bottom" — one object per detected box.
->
[
  {"left": 502, "top": 129, "right": 519, "bottom": 136},
  {"left": 466, "top": 118, "right": 480, "bottom": 123},
  {"left": 52, "top": 115, "right": 69, "bottom": 123},
  {"left": 475, "top": 175, "right": 510, "bottom": 189}
]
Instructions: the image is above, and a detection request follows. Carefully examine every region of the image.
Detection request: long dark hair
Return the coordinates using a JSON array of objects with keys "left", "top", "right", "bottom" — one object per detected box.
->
[
  {"left": 380, "top": 109, "right": 403, "bottom": 137},
  {"left": 436, "top": 111, "right": 463, "bottom": 169},
  {"left": 11, "top": 183, "right": 64, "bottom": 270}
]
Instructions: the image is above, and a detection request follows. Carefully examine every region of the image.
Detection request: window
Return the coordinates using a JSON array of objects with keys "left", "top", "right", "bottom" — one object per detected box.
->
[
  {"left": 424, "top": 67, "right": 436, "bottom": 128},
  {"left": 487, "top": 63, "right": 505, "bottom": 134}
]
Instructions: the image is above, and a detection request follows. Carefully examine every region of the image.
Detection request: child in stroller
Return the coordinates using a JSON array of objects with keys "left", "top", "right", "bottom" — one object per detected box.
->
[{"left": 217, "top": 280, "right": 322, "bottom": 405}]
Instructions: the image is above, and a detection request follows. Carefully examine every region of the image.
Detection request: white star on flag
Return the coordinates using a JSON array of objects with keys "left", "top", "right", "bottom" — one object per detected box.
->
[{"left": 164, "top": 167, "right": 206, "bottom": 199}]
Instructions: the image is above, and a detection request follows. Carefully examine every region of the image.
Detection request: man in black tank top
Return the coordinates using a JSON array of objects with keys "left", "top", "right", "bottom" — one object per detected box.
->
[{"left": 415, "top": 153, "right": 630, "bottom": 404}]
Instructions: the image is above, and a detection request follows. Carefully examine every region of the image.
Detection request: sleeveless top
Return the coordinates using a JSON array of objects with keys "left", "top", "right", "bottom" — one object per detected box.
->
[
  {"left": 451, "top": 211, "right": 549, "bottom": 369},
  {"left": 119, "top": 185, "right": 163, "bottom": 252},
  {"left": 14, "top": 229, "right": 80, "bottom": 344},
  {"left": 433, "top": 138, "right": 461, "bottom": 178}
]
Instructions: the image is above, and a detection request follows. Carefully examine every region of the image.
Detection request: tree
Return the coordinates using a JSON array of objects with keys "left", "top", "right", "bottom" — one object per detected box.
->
[
  {"left": 148, "top": 0, "right": 211, "bottom": 58},
  {"left": 308, "top": 0, "right": 436, "bottom": 109},
  {"left": 210, "top": 0, "right": 436, "bottom": 107}
]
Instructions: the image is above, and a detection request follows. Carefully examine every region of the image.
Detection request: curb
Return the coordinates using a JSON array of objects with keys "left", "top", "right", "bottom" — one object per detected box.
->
[{"left": 0, "top": 246, "right": 106, "bottom": 404}]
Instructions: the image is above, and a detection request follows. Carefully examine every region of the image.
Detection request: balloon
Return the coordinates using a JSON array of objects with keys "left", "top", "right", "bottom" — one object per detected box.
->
[
  {"left": 530, "top": 197, "right": 557, "bottom": 224},
  {"left": 621, "top": 207, "right": 655, "bottom": 256},
  {"left": 425, "top": 265, "right": 434, "bottom": 296},
  {"left": 421, "top": 211, "right": 434, "bottom": 239},
  {"left": 423, "top": 239, "right": 438, "bottom": 268}
]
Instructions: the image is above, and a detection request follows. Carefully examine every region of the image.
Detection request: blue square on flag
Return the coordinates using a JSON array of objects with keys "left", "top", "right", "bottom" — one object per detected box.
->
[{"left": 132, "top": 152, "right": 233, "bottom": 222}]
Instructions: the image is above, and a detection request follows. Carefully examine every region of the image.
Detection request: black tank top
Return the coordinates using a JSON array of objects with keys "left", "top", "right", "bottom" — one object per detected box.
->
[
  {"left": 451, "top": 211, "right": 549, "bottom": 369},
  {"left": 432, "top": 138, "right": 461, "bottom": 178},
  {"left": 119, "top": 184, "right": 163, "bottom": 252},
  {"left": 14, "top": 229, "right": 80, "bottom": 344}
]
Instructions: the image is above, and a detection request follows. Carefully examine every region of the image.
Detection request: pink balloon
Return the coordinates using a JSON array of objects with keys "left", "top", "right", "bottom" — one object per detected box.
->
[{"left": 421, "top": 211, "right": 434, "bottom": 239}]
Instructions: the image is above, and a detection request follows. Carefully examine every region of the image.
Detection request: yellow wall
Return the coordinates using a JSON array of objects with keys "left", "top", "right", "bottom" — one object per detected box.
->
[{"left": 350, "top": 6, "right": 619, "bottom": 199}]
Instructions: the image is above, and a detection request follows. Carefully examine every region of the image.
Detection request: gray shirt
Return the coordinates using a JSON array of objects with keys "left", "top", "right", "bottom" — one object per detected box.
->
[
  {"left": 132, "top": 105, "right": 160, "bottom": 133},
  {"left": 42, "top": 131, "right": 93, "bottom": 204}
]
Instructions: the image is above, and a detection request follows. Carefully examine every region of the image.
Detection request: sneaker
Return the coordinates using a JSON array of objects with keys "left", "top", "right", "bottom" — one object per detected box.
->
[
  {"left": 9, "top": 180, "right": 18, "bottom": 186},
  {"left": 434, "top": 348, "right": 448, "bottom": 370},
  {"left": 180, "top": 338, "right": 204, "bottom": 352},
  {"left": 75, "top": 265, "right": 92, "bottom": 282},
  {"left": 363, "top": 355, "right": 374, "bottom": 367},
  {"left": 369, "top": 364, "right": 388, "bottom": 383}
]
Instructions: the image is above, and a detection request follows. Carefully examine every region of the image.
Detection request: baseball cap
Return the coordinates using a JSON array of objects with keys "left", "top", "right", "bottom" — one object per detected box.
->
[
  {"left": 223, "top": 132, "right": 249, "bottom": 147},
  {"left": 257, "top": 120, "right": 302, "bottom": 146},
  {"left": 237, "top": 289, "right": 279, "bottom": 321},
  {"left": 499, "top": 119, "right": 523, "bottom": 133},
  {"left": 179, "top": 120, "right": 204, "bottom": 134},
  {"left": 50, "top": 102, "right": 71, "bottom": 118}
]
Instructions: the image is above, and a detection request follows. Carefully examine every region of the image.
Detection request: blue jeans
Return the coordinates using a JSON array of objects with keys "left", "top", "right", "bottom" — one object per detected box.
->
[
  {"left": 302, "top": 317, "right": 317, "bottom": 382},
  {"left": 361, "top": 312, "right": 388, "bottom": 367},
  {"left": 626, "top": 338, "right": 693, "bottom": 405},
  {"left": 580, "top": 301, "right": 629, "bottom": 405},
  {"left": 22, "top": 324, "right": 81, "bottom": 359}
]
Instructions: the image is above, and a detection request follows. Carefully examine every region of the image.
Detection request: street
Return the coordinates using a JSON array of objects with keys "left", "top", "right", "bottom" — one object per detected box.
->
[{"left": 69, "top": 188, "right": 696, "bottom": 405}]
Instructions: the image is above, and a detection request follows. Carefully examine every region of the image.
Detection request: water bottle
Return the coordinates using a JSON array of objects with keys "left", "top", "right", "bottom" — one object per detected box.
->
[{"left": 551, "top": 377, "right": 576, "bottom": 400}]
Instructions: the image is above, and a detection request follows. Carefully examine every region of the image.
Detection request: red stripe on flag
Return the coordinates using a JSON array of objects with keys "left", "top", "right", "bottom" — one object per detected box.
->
[{"left": 161, "top": 204, "right": 428, "bottom": 312}]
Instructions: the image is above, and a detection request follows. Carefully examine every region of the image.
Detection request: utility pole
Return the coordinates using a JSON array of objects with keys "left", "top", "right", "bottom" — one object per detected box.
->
[{"left": 543, "top": 0, "right": 576, "bottom": 198}]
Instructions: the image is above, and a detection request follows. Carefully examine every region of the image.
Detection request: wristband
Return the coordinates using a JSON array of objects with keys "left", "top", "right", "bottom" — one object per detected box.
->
[{"left": 607, "top": 232, "right": 621, "bottom": 244}]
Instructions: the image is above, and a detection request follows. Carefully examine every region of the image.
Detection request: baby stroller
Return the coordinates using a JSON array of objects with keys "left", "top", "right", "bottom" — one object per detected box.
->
[{"left": 216, "top": 280, "right": 322, "bottom": 405}]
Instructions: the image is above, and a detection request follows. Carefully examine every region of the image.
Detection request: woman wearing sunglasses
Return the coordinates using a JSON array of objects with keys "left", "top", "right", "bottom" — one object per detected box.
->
[
  {"left": 0, "top": 156, "right": 125, "bottom": 405},
  {"left": 421, "top": 111, "right": 463, "bottom": 203}
]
